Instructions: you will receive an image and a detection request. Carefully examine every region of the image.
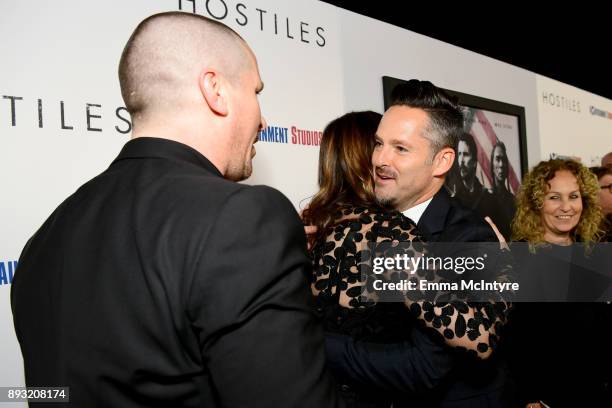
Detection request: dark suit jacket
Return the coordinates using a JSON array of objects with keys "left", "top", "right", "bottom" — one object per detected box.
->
[
  {"left": 417, "top": 186, "right": 496, "bottom": 243},
  {"left": 325, "top": 188, "right": 514, "bottom": 407},
  {"left": 11, "top": 137, "right": 342, "bottom": 408}
]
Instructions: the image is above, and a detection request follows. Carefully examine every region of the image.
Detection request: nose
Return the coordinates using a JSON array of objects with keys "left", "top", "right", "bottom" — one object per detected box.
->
[
  {"left": 372, "top": 145, "right": 388, "bottom": 168},
  {"left": 372, "top": 147, "right": 385, "bottom": 167},
  {"left": 559, "top": 199, "right": 572, "bottom": 212},
  {"left": 259, "top": 115, "right": 267, "bottom": 132}
]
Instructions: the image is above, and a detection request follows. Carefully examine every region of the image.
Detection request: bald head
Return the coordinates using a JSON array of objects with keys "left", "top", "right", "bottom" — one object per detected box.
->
[
  {"left": 602, "top": 152, "right": 612, "bottom": 167},
  {"left": 119, "top": 12, "right": 253, "bottom": 122}
]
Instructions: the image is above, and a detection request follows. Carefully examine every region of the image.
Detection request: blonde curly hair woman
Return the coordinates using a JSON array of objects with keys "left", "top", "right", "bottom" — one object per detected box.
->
[
  {"left": 512, "top": 158, "right": 602, "bottom": 249},
  {"left": 506, "top": 158, "right": 609, "bottom": 408}
]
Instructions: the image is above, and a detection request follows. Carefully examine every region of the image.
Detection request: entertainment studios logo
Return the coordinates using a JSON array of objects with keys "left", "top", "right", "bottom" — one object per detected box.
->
[{"left": 258, "top": 125, "right": 322, "bottom": 146}]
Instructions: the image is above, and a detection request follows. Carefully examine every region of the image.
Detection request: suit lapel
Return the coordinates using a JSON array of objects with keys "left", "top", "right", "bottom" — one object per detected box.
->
[{"left": 417, "top": 188, "right": 452, "bottom": 241}]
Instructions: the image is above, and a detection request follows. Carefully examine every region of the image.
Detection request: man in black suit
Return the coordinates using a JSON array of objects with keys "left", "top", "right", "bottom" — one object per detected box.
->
[
  {"left": 11, "top": 12, "right": 342, "bottom": 408},
  {"left": 326, "top": 80, "right": 513, "bottom": 407}
]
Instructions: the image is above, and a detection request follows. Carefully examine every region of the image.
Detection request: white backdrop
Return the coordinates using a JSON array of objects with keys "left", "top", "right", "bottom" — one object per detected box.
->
[
  {"left": 1, "top": 0, "right": 610, "bottom": 398},
  {"left": 536, "top": 75, "right": 612, "bottom": 165}
]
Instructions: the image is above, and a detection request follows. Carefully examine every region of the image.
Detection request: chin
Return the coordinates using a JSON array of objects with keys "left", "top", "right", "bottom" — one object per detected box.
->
[
  {"left": 226, "top": 166, "right": 252, "bottom": 182},
  {"left": 552, "top": 225, "right": 578, "bottom": 235},
  {"left": 238, "top": 168, "right": 252, "bottom": 182},
  {"left": 375, "top": 196, "right": 395, "bottom": 209}
]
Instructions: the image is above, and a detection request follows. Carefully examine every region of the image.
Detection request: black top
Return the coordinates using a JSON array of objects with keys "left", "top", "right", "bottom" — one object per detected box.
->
[
  {"left": 503, "top": 242, "right": 612, "bottom": 406},
  {"left": 312, "top": 201, "right": 512, "bottom": 407},
  {"left": 12, "top": 137, "right": 342, "bottom": 408},
  {"left": 321, "top": 189, "right": 515, "bottom": 408}
]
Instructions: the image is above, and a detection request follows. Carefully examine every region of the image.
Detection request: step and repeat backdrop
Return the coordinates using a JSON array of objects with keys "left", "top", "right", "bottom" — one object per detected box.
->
[
  {"left": 537, "top": 74, "right": 612, "bottom": 164},
  {"left": 2, "top": 0, "right": 610, "bottom": 397}
]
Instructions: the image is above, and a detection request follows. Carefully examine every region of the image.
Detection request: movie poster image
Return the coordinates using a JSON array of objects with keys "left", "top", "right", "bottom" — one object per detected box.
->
[{"left": 445, "top": 107, "right": 522, "bottom": 239}]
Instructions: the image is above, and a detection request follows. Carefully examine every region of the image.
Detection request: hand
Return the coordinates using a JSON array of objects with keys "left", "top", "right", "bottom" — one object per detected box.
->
[
  {"left": 484, "top": 216, "right": 509, "bottom": 250},
  {"left": 525, "top": 402, "right": 543, "bottom": 408}
]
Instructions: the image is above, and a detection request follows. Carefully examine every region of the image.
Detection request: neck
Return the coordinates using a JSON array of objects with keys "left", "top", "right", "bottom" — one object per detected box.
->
[
  {"left": 397, "top": 181, "right": 441, "bottom": 212},
  {"left": 131, "top": 114, "right": 228, "bottom": 176},
  {"left": 543, "top": 231, "right": 572, "bottom": 246}
]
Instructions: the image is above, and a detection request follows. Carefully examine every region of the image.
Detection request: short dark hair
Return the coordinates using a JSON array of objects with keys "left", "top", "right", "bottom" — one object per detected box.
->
[
  {"left": 458, "top": 132, "right": 477, "bottom": 159},
  {"left": 590, "top": 165, "right": 612, "bottom": 181},
  {"left": 390, "top": 79, "right": 464, "bottom": 155}
]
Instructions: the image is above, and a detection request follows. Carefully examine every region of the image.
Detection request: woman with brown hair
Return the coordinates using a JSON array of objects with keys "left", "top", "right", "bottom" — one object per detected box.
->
[{"left": 302, "top": 111, "right": 511, "bottom": 407}]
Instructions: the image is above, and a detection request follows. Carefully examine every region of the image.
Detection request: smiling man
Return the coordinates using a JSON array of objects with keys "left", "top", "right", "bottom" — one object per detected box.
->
[{"left": 326, "top": 79, "right": 514, "bottom": 407}]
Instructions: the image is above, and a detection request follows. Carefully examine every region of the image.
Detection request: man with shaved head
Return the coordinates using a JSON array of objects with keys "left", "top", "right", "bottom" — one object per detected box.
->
[{"left": 12, "top": 12, "right": 342, "bottom": 407}]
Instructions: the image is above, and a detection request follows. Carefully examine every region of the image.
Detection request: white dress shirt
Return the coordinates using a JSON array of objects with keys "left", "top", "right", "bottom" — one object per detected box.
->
[{"left": 401, "top": 198, "right": 433, "bottom": 224}]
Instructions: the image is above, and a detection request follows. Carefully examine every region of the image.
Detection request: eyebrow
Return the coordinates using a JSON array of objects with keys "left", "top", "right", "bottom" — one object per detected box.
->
[
  {"left": 375, "top": 135, "right": 410, "bottom": 145},
  {"left": 547, "top": 190, "right": 580, "bottom": 194},
  {"left": 391, "top": 139, "right": 409, "bottom": 145}
]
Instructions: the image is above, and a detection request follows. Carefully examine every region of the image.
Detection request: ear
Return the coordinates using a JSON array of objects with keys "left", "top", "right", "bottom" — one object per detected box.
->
[
  {"left": 432, "top": 147, "right": 455, "bottom": 177},
  {"left": 199, "top": 70, "right": 229, "bottom": 116}
]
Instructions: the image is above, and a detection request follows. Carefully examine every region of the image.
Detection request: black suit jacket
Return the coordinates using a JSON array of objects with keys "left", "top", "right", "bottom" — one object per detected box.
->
[
  {"left": 12, "top": 137, "right": 342, "bottom": 408},
  {"left": 325, "top": 188, "right": 514, "bottom": 407},
  {"left": 417, "top": 186, "right": 496, "bottom": 243}
]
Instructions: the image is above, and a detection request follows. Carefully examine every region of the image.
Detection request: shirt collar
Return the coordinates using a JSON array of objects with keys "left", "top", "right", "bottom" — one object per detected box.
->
[
  {"left": 401, "top": 197, "right": 433, "bottom": 224},
  {"left": 111, "top": 137, "right": 223, "bottom": 177}
]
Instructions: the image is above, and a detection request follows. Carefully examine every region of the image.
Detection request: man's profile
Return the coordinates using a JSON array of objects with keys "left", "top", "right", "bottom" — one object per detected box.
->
[{"left": 11, "top": 12, "right": 341, "bottom": 407}]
